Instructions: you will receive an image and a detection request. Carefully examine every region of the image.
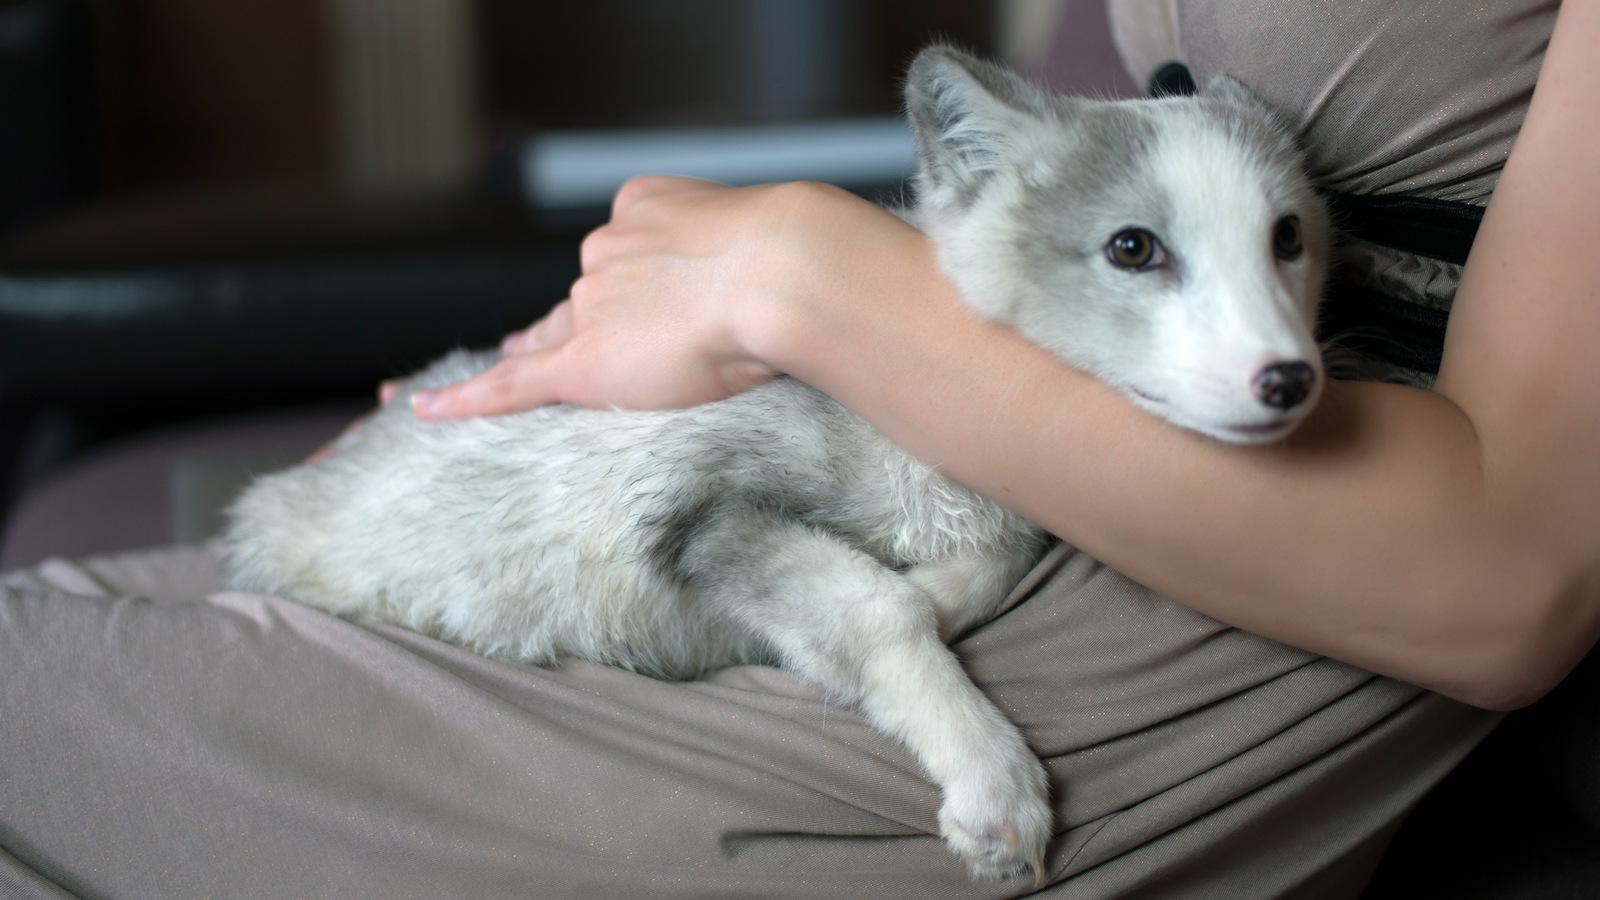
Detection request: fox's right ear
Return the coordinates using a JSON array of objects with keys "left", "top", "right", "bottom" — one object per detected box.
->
[
  {"left": 904, "top": 46, "right": 1051, "bottom": 204},
  {"left": 1201, "top": 75, "right": 1278, "bottom": 120}
]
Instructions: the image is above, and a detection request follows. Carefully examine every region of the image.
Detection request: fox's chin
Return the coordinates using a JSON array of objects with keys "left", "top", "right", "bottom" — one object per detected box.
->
[{"left": 1123, "top": 388, "right": 1313, "bottom": 446}]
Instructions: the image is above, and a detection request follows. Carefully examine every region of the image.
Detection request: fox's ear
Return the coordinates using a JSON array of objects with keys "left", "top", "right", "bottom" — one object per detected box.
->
[
  {"left": 904, "top": 46, "right": 1053, "bottom": 201},
  {"left": 1201, "top": 75, "right": 1274, "bottom": 117}
]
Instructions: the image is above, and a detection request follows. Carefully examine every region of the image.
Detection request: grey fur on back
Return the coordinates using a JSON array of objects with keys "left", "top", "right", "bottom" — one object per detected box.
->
[{"left": 224, "top": 46, "right": 1330, "bottom": 881}]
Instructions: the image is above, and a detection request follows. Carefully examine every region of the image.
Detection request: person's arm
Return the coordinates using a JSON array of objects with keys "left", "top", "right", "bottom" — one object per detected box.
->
[{"left": 417, "top": 3, "right": 1600, "bottom": 710}]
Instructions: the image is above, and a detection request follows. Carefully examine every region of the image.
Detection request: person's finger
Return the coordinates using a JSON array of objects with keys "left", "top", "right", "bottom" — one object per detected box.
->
[
  {"left": 378, "top": 379, "right": 405, "bottom": 405},
  {"left": 503, "top": 300, "right": 575, "bottom": 355},
  {"left": 610, "top": 174, "right": 718, "bottom": 217},
  {"left": 411, "top": 352, "right": 562, "bottom": 421}
]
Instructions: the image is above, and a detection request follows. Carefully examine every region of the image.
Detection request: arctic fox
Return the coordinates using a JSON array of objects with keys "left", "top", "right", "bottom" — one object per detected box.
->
[{"left": 225, "top": 46, "right": 1330, "bottom": 880}]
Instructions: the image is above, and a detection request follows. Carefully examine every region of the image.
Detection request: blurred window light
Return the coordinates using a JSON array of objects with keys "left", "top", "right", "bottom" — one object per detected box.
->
[{"left": 521, "top": 117, "right": 915, "bottom": 210}]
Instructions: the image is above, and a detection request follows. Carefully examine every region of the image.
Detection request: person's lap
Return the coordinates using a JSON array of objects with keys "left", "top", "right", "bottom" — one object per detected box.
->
[{"left": 0, "top": 542, "right": 1495, "bottom": 898}]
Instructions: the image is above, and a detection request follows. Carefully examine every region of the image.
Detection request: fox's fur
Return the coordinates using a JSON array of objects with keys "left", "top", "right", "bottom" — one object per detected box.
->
[{"left": 225, "top": 47, "right": 1330, "bottom": 880}]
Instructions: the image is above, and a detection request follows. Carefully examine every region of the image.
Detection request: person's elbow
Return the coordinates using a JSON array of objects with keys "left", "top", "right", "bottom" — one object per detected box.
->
[{"left": 1442, "top": 562, "right": 1600, "bottom": 712}]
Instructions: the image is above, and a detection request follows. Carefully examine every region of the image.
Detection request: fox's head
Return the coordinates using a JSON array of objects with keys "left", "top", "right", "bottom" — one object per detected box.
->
[{"left": 905, "top": 46, "right": 1330, "bottom": 444}]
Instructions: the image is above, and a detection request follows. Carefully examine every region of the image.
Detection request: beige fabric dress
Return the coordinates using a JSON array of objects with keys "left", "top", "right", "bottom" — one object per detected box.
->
[{"left": 0, "top": 2, "right": 1554, "bottom": 896}]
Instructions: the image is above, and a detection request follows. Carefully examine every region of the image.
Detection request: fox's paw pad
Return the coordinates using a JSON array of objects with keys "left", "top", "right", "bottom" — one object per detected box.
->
[{"left": 937, "top": 771, "right": 1052, "bottom": 882}]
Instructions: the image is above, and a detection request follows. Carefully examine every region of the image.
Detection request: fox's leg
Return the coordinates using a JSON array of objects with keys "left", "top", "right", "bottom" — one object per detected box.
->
[
  {"left": 903, "top": 537, "right": 1047, "bottom": 641},
  {"left": 678, "top": 511, "right": 1052, "bottom": 881}
]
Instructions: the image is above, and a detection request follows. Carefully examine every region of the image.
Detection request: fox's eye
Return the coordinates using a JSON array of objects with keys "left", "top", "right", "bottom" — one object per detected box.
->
[
  {"left": 1106, "top": 229, "right": 1161, "bottom": 270},
  {"left": 1273, "top": 215, "right": 1303, "bottom": 260}
]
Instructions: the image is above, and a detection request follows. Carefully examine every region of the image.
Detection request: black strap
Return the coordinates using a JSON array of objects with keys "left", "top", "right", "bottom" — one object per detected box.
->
[
  {"left": 1317, "top": 192, "right": 1484, "bottom": 375},
  {"left": 1316, "top": 281, "right": 1452, "bottom": 375},
  {"left": 1321, "top": 191, "right": 1484, "bottom": 266}
]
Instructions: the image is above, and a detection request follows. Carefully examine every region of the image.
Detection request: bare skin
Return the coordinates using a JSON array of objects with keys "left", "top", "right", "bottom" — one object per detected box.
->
[{"left": 411, "top": 3, "right": 1600, "bottom": 711}]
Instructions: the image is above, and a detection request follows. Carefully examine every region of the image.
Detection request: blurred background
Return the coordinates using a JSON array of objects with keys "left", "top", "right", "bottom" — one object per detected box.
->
[{"left": 0, "top": 0, "right": 1134, "bottom": 566}]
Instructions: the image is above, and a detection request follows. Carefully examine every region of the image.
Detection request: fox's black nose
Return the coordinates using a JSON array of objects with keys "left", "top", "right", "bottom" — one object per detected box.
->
[{"left": 1253, "top": 361, "right": 1316, "bottom": 411}]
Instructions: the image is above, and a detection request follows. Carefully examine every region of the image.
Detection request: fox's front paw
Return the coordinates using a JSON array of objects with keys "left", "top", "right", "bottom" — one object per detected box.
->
[{"left": 937, "top": 756, "right": 1052, "bottom": 882}]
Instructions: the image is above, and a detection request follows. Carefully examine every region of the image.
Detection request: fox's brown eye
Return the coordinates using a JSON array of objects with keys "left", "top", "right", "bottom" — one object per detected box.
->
[
  {"left": 1273, "top": 215, "right": 1303, "bottom": 260},
  {"left": 1107, "top": 229, "right": 1159, "bottom": 269}
]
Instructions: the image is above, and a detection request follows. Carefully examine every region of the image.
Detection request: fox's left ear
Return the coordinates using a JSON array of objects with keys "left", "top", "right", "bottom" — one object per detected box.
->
[{"left": 904, "top": 45, "right": 1053, "bottom": 203}]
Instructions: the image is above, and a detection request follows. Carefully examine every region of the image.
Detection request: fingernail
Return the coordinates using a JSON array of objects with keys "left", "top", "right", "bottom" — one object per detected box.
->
[{"left": 411, "top": 390, "right": 437, "bottom": 415}]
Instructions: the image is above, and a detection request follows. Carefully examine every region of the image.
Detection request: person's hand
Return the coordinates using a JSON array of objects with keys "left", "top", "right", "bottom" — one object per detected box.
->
[
  {"left": 410, "top": 175, "right": 917, "bottom": 419},
  {"left": 411, "top": 176, "right": 777, "bottom": 419}
]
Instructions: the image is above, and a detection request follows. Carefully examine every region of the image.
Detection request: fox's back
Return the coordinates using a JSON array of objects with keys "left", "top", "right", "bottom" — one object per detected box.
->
[{"left": 224, "top": 351, "right": 1028, "bottom": 675}]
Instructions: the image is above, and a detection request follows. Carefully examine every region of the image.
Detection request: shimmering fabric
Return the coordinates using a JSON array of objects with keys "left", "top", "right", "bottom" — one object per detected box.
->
[
  {"left": 2, "top": 545, "right": 1490, "bottom": 898},
  {"left": 1175, "top": 1, "right": 1551, "bottom": 204}
]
